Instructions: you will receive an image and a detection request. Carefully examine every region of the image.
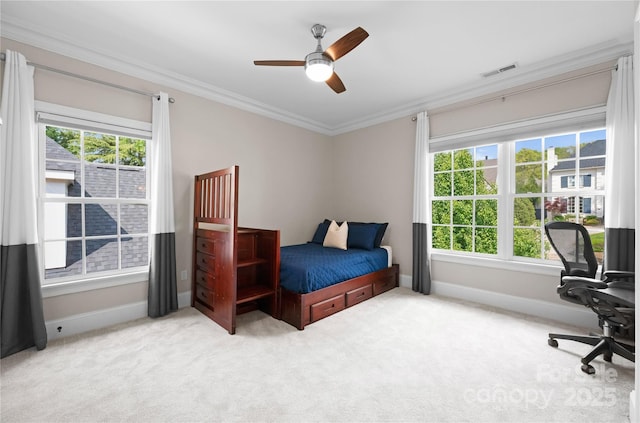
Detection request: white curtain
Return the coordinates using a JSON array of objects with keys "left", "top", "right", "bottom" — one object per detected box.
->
[
  {"left": 0, "top": 50, "right": 47, "bottom": 357},
  {"left": 604, "top": 55, "right": 635, "bottom": 272},
  {"left": 412, "top": 111, "right": 432, "bottom": 294},
  {"left": 147, "top": 92, "right": 177, "bottom": 317}
]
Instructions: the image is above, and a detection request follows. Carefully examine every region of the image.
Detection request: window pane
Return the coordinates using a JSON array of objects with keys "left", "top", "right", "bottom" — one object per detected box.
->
[
  {"left": 84, "top": 163, "right": 117, "bottom": 198},
  {"left": 475, "top": 200, "right": 497, "bottom": 226},
  {"left": 475, "top": 228, "right": 497, "bottom": 254},
  {"left": 86, "top": 238, "right": 118, "bottom": 273},
  {"left": 432, "top": 226, "right": 450, "bottom": 249},
  {"left": 45, "top": 127, "right": 81, "bottom": 160},
  {"left": 119, "top": 137, "right": 146, "bottom": 166},
  {"left": 515, "top": 164, "right": 542, "bottom": 193},
  {"left": 476, "top": 169, "right": 497, "bottom": 194},
  {"left": 515, "top": 139, "right": 542, "bottom": 163},
  {"left": 86, "top": 204, "right": 118, "bottom": 236},
  {"left": 119, "top": 167, "right": 146, "bottom": 199},
  {"left": 431, "top": 201, "right": 450, "bottom": 224},
  {"left": 546, "top": 134, "right": 576, "bottom": 158},
  {"left": 453, "top": 170, "right": 474, "bottom": 196},
  {"left": 453, "top": 149, "right": 474, "bottom": 170},
  {"left": 44, "top": 240, "right": 82, "bottom": 280},
  {"left": 452, "top": 227, "right": 472, "bottom": 252},
  {"left": 580, "top": 130, "right": 606, "bottom": 155},
  {"left": 433, "top": 152, "right": 452, "bottom": 171},
  {"left": 513, "top": 198, "right": 539, "bottom": 226},
  {"left": 434, "top": 173, "right": 451, "bottom": 196},
  {"left": 513, "top": 228, "right": 542, "bottom": 259},
  {"left": 452, "top": 200, "right": 473, "bottom": 225},
  {"left": 121, "top": 204, "right": 148, "bottom": 234},
  {"left": 84, "top": 132, "right": 116, "bottom": 163},
  {"left": 122, "top": 236, "right": 148, "bottom": 269}
]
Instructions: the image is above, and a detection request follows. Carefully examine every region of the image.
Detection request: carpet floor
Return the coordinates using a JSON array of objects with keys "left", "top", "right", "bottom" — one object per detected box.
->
[{"left": 1, "top": 287, "right": 635, "bottom": 422}]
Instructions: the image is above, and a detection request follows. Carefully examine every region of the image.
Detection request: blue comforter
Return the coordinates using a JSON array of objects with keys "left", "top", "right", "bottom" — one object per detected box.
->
[{"left": 280, "top": 243, "right": 388, "bottom": 294}]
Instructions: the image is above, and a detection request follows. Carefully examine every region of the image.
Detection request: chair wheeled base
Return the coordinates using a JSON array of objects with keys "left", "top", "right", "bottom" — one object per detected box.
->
[{"left": 548, "top": 322, "right": 635, "bottom": 374}]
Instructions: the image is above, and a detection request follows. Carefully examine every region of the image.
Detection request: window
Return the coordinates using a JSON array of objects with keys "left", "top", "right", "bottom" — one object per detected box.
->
[
  {"left": 432, "top": 145, "right": 499, "bottom": 255},
  {"left": 431, "top": 127, "right": 606, "bottom": 264},
  {"left": 38, "top": 103, "right": 152, "bottom": 286}
]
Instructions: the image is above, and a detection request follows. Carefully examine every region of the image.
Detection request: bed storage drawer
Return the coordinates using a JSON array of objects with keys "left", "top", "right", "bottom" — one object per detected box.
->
[
  {"left": 373, "top": 271, "right": 397, "bottom": 295},
  {"left": 346, "top": 284, "right": 373, "bottom": 307},
  {"left": 195, "top": 284, "right": 214, "bottom": 309},
  {"left": 310, "top": 294, "right": 345, "bottom": 322}
]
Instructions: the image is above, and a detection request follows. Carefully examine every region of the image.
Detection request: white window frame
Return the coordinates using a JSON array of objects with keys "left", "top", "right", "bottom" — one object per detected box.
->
[
  {"left": 428, "top": 106, "right": 606, "bottom": 274},
  {"left": 36, "top": 102, "right": 152, "bottom": 298}
]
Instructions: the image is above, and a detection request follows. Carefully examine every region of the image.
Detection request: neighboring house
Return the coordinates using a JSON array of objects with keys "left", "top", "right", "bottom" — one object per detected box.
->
[
  {"left": 44, "top": 137, "right": 147, "bottom": 280},
  {"left": 547, "top": 139, "right": 605, "bottom": 219}
]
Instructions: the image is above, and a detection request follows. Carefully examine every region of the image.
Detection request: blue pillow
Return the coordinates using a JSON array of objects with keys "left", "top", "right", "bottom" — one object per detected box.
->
[
  {"left": 311, "top": 220, "right": 331, "bottom": 244},
  {"left": 348, "top": 222, "right": 388, "bottom": 248},
  {"left": 347, "top": 223, "right": 378, "bottom": 250},
  {"left": 373, "top": 222, "right": 388, "bottom": 247}
]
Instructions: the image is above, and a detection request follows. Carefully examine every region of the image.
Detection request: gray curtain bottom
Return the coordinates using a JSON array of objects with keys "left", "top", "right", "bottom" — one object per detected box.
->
[
  {"left": 412, "top": 222, "right": 431, "bottom": 294},
  {"left": 1, "top": 244, "right": 47, "bottom": 358},
  {"left": 604, "top": 228, "right": 635, "bottom": 272},
  {"left": 148, "top": 232, "right": 178, "bottom": 318}
]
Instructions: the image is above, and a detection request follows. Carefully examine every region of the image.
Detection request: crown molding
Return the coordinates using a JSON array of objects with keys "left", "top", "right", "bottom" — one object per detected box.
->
[
  {"left": 0, "top": 17, "right": 334, "bottom": 136},
  {"left": 1, "top": 16, "right": 632, "bottom": 137},
  {"left": 330, "top": 39, "right": 633, "bottom": 135}
]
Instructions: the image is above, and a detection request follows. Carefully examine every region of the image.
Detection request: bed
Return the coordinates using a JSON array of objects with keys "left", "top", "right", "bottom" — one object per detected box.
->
[{"left": 279, "top": 220, "right": 399, "bottom": 330}]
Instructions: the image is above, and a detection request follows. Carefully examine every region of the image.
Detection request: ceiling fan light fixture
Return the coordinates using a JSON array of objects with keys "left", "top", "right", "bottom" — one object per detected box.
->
[{"left": 305, "top": 52, "right": 334, "bottom": 82}]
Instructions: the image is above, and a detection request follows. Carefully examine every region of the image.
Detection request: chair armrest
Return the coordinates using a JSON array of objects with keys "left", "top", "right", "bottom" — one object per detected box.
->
[
  {"left": 561, "top": 276, "right": 608, "bottom": 289},
  {"left": 602, "top": 270, "right": 635, "bottom": 282}
]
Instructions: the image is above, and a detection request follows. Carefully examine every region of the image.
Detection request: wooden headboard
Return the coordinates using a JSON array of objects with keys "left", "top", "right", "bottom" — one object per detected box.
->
[{"left": 193, "top": 165, "right": 238, "bottom": 229}]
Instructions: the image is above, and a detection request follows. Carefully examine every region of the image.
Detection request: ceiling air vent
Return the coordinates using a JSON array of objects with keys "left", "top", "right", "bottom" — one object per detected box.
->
[{"left": 481, "top": 63, "right": 518, "bottom": 78}]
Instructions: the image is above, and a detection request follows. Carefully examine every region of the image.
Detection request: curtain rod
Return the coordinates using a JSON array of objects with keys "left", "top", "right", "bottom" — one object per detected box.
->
[
  {"left": 0, "top": 52, "right": 175, "bottom": 103},
  {"left": 411, "top": 63, "right": 619, "bottom": 121}
]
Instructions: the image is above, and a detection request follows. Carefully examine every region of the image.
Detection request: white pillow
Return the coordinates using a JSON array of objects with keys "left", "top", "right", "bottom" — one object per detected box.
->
[{"left": 323, "top": 220, "right": 348, "bottom": 250}]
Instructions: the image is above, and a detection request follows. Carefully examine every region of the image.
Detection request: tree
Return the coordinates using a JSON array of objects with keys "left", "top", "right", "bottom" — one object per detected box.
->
[{"left": 46, "top": 126, "right": 145, "bottom": 166}]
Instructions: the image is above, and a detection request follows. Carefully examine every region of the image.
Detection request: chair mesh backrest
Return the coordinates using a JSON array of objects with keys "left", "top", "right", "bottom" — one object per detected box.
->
[{"left": 545, "top": 222, "right": 598, "bottom": 279}]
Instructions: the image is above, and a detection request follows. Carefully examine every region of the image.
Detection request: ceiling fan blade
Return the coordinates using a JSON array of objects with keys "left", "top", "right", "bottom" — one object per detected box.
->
[
  {"left": 253, "top": 60, "right": 305, "bottom": 66},
  {"left": 324, "top": 27, "right": 369, "bottom": 61},
  {"left": 326, "top": 72, "right": 346, "bottom": 94}
]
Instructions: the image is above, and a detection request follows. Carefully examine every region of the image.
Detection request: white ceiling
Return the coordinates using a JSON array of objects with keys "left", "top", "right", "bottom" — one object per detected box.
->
[{"left": 1, "top": 1, "right": 636, "bottom": 135}]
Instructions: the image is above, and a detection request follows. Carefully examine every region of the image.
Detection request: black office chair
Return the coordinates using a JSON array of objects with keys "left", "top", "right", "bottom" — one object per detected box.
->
[{"left": 545, "top": 221, "right": 635, "bottom": 374}]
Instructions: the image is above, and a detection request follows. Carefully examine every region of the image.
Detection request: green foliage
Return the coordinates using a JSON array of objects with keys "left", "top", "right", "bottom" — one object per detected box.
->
[
  {"left": 590, "top": 231, "right": 604, "bottom": 252},
  {"left": 583, "top": 215, "right": 600, "bottom": 226},
  {"left": 513, "top": 198, "right": 537, "bottom": 226},
  {"left": 46, "top": 126, "right": 145, "bottom": 166},
  {"left": 554, "top": 146, "right": 575, "bottom": 159},
  {"left": 46, "top": 127, "right": 81, "bottom": 158},
  {"left": 514, "top": 228, "right": 541, "bottom": 258},
  {"left": 432, "top": 226, "right": 451, "bottom": 249},
  {"left": 475, "top": 227, "right": 497, "bottom": 254},
  {"left": 431, "top": 201, "right": 451, "bottom": 224}
]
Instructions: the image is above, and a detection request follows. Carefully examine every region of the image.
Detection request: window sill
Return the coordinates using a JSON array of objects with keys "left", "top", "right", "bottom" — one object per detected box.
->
[
  {"left": 429, "top": 252, "right": 564, "bottom": 277},
  {"left": 41, "top": 270, "right": 148, "bottom": 298}
]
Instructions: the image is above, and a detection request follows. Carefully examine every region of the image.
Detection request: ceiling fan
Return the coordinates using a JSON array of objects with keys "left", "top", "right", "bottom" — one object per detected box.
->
[{"left": 253, "top": 24, "right": 369, "bottom": 94}]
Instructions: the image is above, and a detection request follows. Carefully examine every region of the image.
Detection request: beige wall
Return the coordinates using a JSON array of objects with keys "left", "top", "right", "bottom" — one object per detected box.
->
[
  {"left": 332, "top": 62, "right": 615, "bottom": 309},
  {"left": 2, "top": 38, "right": 334, "bottom": 321},
  {"left": 0, "top": 37, "right": 619, "bottom": 323},
  {"left": 331, "top": 117, "right": 416, "bottom": 276}
]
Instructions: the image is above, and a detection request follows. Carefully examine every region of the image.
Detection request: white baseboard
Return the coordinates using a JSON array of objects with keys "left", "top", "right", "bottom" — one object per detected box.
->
[
  {"left": 45, "top": 290, "right": 192, "bottom": 341},
  {"left": 399, "top": 273, "right": 596, "bottom": 330}
]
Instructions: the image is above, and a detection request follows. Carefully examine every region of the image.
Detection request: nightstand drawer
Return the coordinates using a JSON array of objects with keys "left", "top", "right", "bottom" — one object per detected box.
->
[
  {"left": 195, "top": 252, "right": 215, "bottom": 273},
  {"left": 195, "top": 269, "right": 215, "bottom": 290},
  {"left": 195, "top": 237, "right": 216, "bottom": 256}
]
